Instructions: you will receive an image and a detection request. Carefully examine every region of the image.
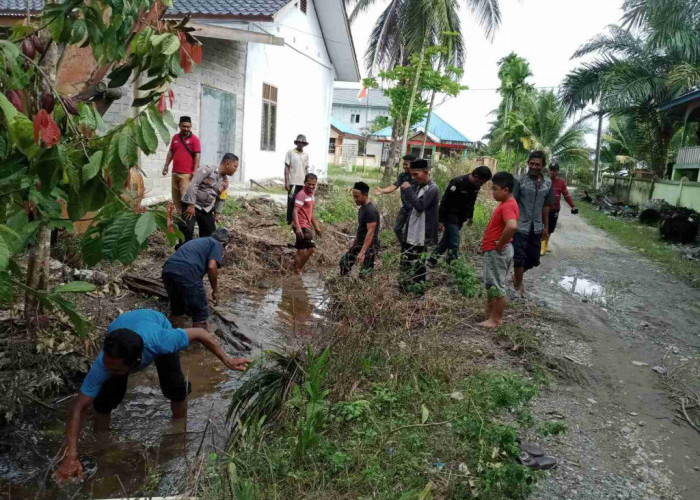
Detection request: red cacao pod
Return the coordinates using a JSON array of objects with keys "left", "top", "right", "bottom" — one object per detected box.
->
[
  {"left": 61, "top": 97, "right": 79, "bottom": 116},
  {"left": 30, "top": 35, "right": 46, "bottom": 56},
  {"left": 21, "top": 39, "right": 36, "bottom": 59},
  {"left": 5, "top": 90, "right": 23, "bottom": 112},
  {"left": 40, "top": 93, "right": 55, "bottom": 113}
]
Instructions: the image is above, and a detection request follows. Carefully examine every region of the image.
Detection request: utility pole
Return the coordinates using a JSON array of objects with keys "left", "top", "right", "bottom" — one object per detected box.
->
[{"left": 594, "top": 110, "right": 603, "bottom": 190}]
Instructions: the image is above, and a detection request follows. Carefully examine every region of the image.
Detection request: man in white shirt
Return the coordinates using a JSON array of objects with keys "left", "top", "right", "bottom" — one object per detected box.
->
[{"left": 285, "top": 134, "right": 310, "bottom": 225}]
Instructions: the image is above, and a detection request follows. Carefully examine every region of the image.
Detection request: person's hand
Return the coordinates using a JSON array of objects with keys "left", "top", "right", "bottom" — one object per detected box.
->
[
  {"left": 210, "top": 290, "right": 218, "bottom": 305},
  {"left": 438, "top": 223, "right": 444, "bottom": 232},
  {"left": 56, "top": 455, "right": 83, "bottom": 484},
  {"left": 541, "top": 227, "right": 549, "bottom": 239},
  {"left": 400, "top": 182, "right": 411, "bottom": 190},
  {"left": 224, "top": 357, "right": 252, "bottom": 371},
  {"left": 358, "top": 250, "right": 366, "bottom": 265},
  {"left": 372, "top": 187, "right": 382, "bottom": 195},
  {"left": 184, "top": 205, "right": 195, "bottom": 220},
  {"left": 467, "top": 219, "right": 473, "bottom": 227},
  {"left": 571, "top": 207, "right": 579, "bottom": 215},
  {"left": 293, "top": 226, "right": 302, "bottom": 237},
  {"left": 215, "top": 213, "right": 222, "bottom": 223},
  {"left": 285, "top": 182, "right": 290, "bottom": 192},
  {"left": 162, "top": 167, "right": 168, "bottom": 177},
  {"left": 495, "top": 241, "right": 505, "bottom": 255},
  {"left": 315, "top": 227, "right": 322, "bottom": 237}
]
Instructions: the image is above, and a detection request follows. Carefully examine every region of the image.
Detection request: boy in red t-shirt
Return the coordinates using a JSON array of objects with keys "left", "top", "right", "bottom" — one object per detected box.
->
[
  {"left": 292, "top": 173, "right": 323, "bottom": 274},
  {"left": 480, "top": 172, "right": 520, "bottom": 328}
]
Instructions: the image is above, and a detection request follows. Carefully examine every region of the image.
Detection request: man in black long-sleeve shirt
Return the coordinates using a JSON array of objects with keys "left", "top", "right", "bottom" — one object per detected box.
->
[{"left": 429, "top": 166, "right": 493, "bottom": 264}]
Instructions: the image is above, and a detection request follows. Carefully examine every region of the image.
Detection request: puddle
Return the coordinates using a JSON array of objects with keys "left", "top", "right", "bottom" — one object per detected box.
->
[
  {"left": 0, "top": 274, "right": 326, "bottom": 499},
  {"left": 557, "top": 275, "right": 607, "bottom": 304}
]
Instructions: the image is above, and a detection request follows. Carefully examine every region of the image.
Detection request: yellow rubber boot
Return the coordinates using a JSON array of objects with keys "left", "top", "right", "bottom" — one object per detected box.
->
[{"left": 540, "top": 238, "right": 548, "bottom": 256}]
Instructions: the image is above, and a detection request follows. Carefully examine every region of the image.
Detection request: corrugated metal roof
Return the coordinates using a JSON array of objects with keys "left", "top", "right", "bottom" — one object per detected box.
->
[
  {"left": 333, "top": 88, "right": 390, "bottom": 108},
  {"left": 331, "top": 117, "right": 362, "bottom": 137},
  {"left": 372, "top": 113, "right": 469, "bottom": 143},
  {"left": 0, "top": 1, "right": 290, "bottom": 18}
]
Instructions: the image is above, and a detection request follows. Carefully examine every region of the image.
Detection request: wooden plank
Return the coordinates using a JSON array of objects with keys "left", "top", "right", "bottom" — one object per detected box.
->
[{"left": 189, "top": 23, "right": 284, "bottom": 46}]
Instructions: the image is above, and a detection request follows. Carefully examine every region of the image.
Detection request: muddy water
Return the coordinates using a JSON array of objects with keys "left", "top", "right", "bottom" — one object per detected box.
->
[{"left": 0, "top": 274, "right": 325, "bottom": 500}]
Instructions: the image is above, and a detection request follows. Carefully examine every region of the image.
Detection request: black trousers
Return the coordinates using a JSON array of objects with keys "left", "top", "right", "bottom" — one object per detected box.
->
[
  {"left": 93, "top": 353, "right": 189, "bottom": 414},
  {"left": 400, "top": 243, "right": 427, "bottom": 293},
  {"left": 178, "top": 203, "right": 216, "bottom": 243},
  {"left": 286, "top": 185, "right": 304, "bottom": 225},
  {"left": 340, "top": 245, "right": 378, "bottom": 276}
]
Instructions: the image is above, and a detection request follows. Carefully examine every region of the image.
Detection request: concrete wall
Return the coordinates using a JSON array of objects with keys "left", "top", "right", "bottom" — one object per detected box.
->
[
  {"left": 602, "top": 176, "right": 700, "bottom": 211},
  {"left": 103, "top": 38, "right": 247, "bottom": 205},
  {"left": 240, "top": 2, "right": 334, "bottom": 182},
  {"left": 331, "top": 104, "right": 390, "bottom": 134}
]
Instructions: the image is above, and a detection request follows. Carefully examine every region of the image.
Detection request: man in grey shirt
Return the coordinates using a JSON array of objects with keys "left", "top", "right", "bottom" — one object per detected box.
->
[
  {"left": 512, "top": 151, "right": 555, "bottom": 296},
  {"left": 399, "top": 159, "right": 440, "bottom": 294},
  {"left": 179, "top": 153, "right": 238, "bottom": 244}
]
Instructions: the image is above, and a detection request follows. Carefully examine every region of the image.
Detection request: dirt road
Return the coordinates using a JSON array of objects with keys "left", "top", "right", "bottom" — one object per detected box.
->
[{"left": 526, "top": 211, "right": 700, "bottom": 500}]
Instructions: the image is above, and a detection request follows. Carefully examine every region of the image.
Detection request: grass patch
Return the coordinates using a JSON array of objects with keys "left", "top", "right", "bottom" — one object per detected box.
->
[{"left": 578, "top": 202, "right": 700, "bottom": 286}]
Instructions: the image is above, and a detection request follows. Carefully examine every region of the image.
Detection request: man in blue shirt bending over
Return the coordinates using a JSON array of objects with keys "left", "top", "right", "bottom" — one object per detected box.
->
[
  {"left": 162, "top": 227, "right": 229, "bottom": 330},
  {"left": 56, "top": 309, "right": 251, "bottom": 483}
]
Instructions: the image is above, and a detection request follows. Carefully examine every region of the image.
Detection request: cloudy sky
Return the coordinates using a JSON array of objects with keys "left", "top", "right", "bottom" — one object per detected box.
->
[{"left": 341, "top": 0, "right": 624, "bottom": 146}]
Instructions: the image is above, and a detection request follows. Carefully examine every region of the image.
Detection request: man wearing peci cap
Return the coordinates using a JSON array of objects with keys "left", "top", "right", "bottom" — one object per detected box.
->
[
  {"left": 162, "top": 116, "right": 202, "bottom": 214},
  {"left": 285, "top": 134, "right": 310, "bottom": 225},
  {"left": 162, "top": 228, "right": 230, "bottom": 330}
]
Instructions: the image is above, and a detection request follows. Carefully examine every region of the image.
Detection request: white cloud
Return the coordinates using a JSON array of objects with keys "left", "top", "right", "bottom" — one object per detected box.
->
[{"left": 346, "top": 0, "right": 623, "bottom": 146}]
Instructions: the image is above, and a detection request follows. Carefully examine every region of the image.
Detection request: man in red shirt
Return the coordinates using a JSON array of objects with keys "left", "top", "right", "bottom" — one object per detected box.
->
[
  {"left": 480, "top": 172, "right": 519, "bottom": 328},
  {"left": 292, "top": 173, "right": 322, "bottom": 275},
  {"left": 162, "top": 116, "right": 202, "bottom": 213},
  {"left": 543, "top": 163, "right": 578, "bottom": 255}
]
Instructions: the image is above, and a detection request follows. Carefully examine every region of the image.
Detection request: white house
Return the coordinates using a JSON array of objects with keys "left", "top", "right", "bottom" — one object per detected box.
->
[{"left": 0, "top": 0, "right": 360, "bottom": 204}]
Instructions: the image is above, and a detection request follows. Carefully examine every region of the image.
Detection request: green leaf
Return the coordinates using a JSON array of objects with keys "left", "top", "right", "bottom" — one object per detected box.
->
[
  {"left": 134, "top": 212, "right": 156, "bottom": 244},
  {"left": 0, "top": 134, "right": 8, "bottom": 159},
  {"left": 9, "top": 115, "right": 40, "bottom": 159},
  {"left": 0, "top": 234, "right": 9, "bottom": 270},
  {"left": 138, "top": 77, "right": 167, "bottom": 92},
  {"left": 118, "top": 128, "right": 138, "bottom": 166},
  {"left": 49, "top": 295, "right": 91, "bottom": 337},
  {"left": 420, "top": 404, "right": 429, "bottom": 424},
  {"left": 81, "top": 228, "right": 103, "bottom": 267},
  {"left": 149, "top": 107, "right": 172, "bottom": 144},
  {"left": 0, "top": 89, "right": 19, "bottom": 122},
  {"left": 159, "top": 34, "right": 180, "bottom": 55},
  {"left": 102, "top": 212, "right": 140, "bottom": 263},
  {"left": 70, "top": 20, "right": 88, "bottom": 44},
  {"left": 83, "top": 150, "right": 103, "bottom": 181},
  {"left": 138, "top": 115, "right": 158, "bottom": 154},
  {"left": 0, "top": 270, "right": 12, "bottom": 303},
  {"left": 5, "top": 211, "right": 28, "bottom": 234},
  {"left": 79, "top": 103, "right": 98, "bottom": 130},
  {"left": 33, "top": 147, "right": 63, "bottom": 193},
  {"left": 108, "top": 62, "right": 133, "bottom": 88},
  {"left": 132, "top": 94, "right": 157, "bottom": 108},
  {"left": 53, "top": 281, "right": 97, "bottom": 294},
  {"left": 163, "top": 110, "right": 177, "bottom": 129}
]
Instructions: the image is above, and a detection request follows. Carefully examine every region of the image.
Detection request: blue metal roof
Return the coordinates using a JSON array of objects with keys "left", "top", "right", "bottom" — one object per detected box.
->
[
  {"left": 0, "top": 1, "right": 290, "bottom": 18},
  {"left": 331, "top": 117, "right": 363, "bottom": 137},
  {"left": 372, "top": 113, "right": 469, "bottom": 143}
]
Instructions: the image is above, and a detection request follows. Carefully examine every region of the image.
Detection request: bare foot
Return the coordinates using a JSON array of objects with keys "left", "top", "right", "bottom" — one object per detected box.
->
[{"left": 479, "top": 319, "right": 500, "bottom": 329}]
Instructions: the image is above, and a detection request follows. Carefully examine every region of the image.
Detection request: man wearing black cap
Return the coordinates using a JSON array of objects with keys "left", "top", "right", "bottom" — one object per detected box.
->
[
  {"left": 429, "top": 165, "right": 493, "bottom": 264},
  {"left": 285, "top": 134, "right": 310, "bottom": 225},
  {"left": 162, "top": 116, "right": 201, "bottom": 214},
  {"left": 373, "top": 154, "right": 417, "bottom": 243},
  {"left": 399, "top": 159, "right": 440, "bottom": 292},
  {"left": 162, "top": 227, "right": 230, "bottom": 330},
  {"left": 543, "top": 162, "right": 578, "bottom": 255},
  {"left": 340, "top": 182, "right": 380, "bottom": 276}
]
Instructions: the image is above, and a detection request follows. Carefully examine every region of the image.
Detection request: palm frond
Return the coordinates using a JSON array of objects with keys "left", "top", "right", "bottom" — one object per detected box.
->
[{"left": 464, "top": 0, "right": 502, "bottom": 41}]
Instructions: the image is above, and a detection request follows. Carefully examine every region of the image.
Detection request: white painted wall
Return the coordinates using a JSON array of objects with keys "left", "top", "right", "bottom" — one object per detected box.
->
[
  {"left": 331, "top": 104, "right": 390, "bottom": 134},
  {"left": 239, "top": 2, "right": 334, "bottom": 182}
]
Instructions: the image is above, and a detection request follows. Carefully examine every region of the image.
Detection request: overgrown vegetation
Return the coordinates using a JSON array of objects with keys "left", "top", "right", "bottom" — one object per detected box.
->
[{"left": 578, "top": 202, "right": 700, "bottom": 286}]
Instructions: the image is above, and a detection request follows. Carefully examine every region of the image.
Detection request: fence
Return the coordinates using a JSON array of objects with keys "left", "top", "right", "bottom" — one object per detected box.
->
[{"left": 601, "top": 175, "right": 700, "bottom": 211}]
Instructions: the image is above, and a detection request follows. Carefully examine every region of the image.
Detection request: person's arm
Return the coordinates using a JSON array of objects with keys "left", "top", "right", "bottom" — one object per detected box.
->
[
  {"left": 402, "top": 184, "right": 438, "bottom": 213},
  {"left": 495, "top": 219, "right": 518, "bottom": 254},
  {"left": 311, "top": 216, "right": 322, "bottom": 237},
  {"left": 542, "top": 185, "right": 555, "bottom": 237},
  {"left": 181, "top": 167, "right": 208, "bottom": 217},
  {"left": 357, "top": 221, "right": 377, "bottom": 264},
  {"left": 465, "top": 191, "right": 477, "bottom": 224},
  {"left": 438, "top": 182, "right": 452, "bottom": 227},
  {"left": 162, "top": 148, "right": 174, "bottom": 176},
  {"left": 56, "top": 393, "right": 94, "bottom": 482},
  {"left": 186, "top": 328, "right": 251, "bottom": 371},
  {"left": 512, "top": 178, "right": 521, "bottom": 203},
  {"left": 207, "top": 259, "right": 219, "bottom": 304},
  {"left": 373, "top": 184, "right": 399, "bottom": 195},
  {"left": 292, "top": 203, "right": 302, "bottom": 234},
  {"left": 562, "top": 181, "right": 576, "bottom": 211},
  {"left": 193, "top": 152, "right": 201, "bottom": 173}
]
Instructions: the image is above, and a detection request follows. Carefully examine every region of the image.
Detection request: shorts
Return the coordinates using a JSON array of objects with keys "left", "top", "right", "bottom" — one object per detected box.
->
[
  {"left": 483, "top": 245, "right": 514, "bottom": 297},
  {"left": 295, "top": 227, "right": 315, "bottom": 250},
  {"left": 162, "top": 271, "right": 209, "bottom": 323},
  {"left": 549, "top": 210, "right": 560, "bottom": 234},
  {"left": 513, "top": 231, "right": 542, "bottom": 271}
]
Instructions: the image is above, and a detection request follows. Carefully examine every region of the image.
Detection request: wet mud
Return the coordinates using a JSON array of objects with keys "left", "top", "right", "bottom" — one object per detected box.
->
[{"left": 0, "top": 275, "right": 325, "bottom": 499}]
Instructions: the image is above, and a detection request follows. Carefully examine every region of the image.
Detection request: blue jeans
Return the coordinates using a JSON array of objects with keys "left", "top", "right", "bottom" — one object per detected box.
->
[{"left": 431, "top": 222, "right": 462, "bottom": 263}]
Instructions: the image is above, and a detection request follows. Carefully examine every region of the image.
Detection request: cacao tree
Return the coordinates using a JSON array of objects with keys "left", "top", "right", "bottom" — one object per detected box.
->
[{"left": 0, "top": 0, "right": 202, "bottom": 333}]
